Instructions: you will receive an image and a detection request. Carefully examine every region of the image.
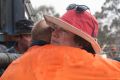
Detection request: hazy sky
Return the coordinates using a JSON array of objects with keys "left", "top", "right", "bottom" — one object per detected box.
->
[{"left": 30, "top": 0, "right": 105, "bottom": 15}]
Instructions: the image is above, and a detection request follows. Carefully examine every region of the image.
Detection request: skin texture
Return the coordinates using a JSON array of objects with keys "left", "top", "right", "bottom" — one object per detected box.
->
[
  {"left": 51, "top": 27, "right": 78, "bottom": 47},
  {"left": 31, "top": 20, "right": 52, "bottom": 43},
  {"left": 16, "top": 34, "right": 32, "bottom": 53}
]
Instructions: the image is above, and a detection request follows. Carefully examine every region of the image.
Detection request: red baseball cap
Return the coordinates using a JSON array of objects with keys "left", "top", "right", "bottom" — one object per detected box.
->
[{"left": 61, "top": 9, "right": 98, "bottom": 37}]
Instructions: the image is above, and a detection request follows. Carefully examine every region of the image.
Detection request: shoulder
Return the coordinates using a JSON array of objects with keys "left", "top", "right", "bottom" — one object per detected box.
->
[{"left": 0, "top": 44, "right": 8, "bottom": 53}]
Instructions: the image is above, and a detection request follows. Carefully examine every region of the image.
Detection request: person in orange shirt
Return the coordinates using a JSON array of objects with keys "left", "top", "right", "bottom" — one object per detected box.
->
[{"left": 1, "top": 4, "right": 120, "bottom": 80}]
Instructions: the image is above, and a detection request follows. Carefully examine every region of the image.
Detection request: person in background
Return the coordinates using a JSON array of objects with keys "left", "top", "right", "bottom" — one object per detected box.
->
[
  {"left": 7, "top": 19, "right": 34, "bottom": 54},
  {"left": 0, "top": 19, "right": 33, "bottom": 76},
  {"left": 1, "top": 4, "right": 120, "bottom": 80},
  {"left": 0, "top": 44, "right": 8, "bottom": 75}
]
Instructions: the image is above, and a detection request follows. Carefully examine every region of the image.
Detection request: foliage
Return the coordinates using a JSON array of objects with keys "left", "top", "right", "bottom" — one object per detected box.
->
[
  {"left": 34, "top": 5, "right": 60, "bottom": 20},
  {"left": 95, "top": 0, "right": 120, "bottom": 51}
]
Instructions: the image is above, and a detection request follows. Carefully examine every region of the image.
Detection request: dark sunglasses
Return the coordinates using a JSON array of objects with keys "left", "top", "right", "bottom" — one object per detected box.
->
[{"left": 66, "top": 4, "right": 89, "bottom": 13}]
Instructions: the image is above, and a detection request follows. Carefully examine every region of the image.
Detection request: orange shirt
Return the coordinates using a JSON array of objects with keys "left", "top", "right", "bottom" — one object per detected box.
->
[{"left": 1, "top": 45, "right": 120, "bottom": 80}]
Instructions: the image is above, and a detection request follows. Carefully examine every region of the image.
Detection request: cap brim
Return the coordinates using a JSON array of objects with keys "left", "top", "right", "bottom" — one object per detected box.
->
[{"left": 44, "top": 15, "right": 101, "bottom": 54}]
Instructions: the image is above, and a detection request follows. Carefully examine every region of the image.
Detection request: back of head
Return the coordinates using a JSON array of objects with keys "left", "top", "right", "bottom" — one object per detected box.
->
[
  {"left": 31, "top": 20, "right": 53, "bottom": 43},
  {"left": 15, "top": 19, "right": 34, "bottom": 35}
]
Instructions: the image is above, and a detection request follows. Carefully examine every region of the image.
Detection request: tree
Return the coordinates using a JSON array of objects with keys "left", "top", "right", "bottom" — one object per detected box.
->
[
  {"left": 34, "top": 5, "right": 60, "bottom": 20},
  {"left": 95, "top": 0, "right": 120, "bottom": 53}
]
